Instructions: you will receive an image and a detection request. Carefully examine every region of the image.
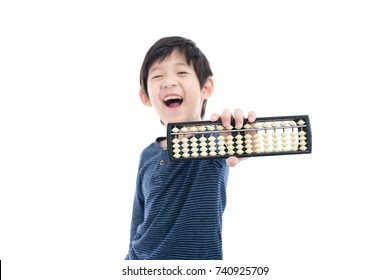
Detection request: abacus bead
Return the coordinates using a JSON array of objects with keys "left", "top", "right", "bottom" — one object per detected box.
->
[
  {"left": 236, "top": 144, "right": 243, "bottom": 150},
  {"left": 183, "top": 153, "right": 190, "bottom": 158},
  {"left": 217, "top": 125, "right": 224, "bottom": 130},
  {"left": 246, "top": 144, "right": 253, "bottom": 149},
  {"left": 173, "top": 143, "right": 180, "bottom": 149},
  {"left": 182, "top": 143, "right": 189, "bottom": 148},
  {"left": 199, "top": 142, "right": 207, "bottom": 147},
  {"left": 182, "top": 148, "right": 189, "bottom": 153},
  {"left": 191, "top": 142, "right": 198, "bottom": 148},
  {"left": 227, "top": 150, "right": 235, "bottom": 155},
  {"left": 244, "top": 124, "right": 252, "bottom": 129},
  {"left": 209, "top": 146, "right": 217, "bottom": 152},
  {"left": 172, "top": 138, "right": 180, "bottom": 143},
  {"left": 280, "top": 121, "right": 287, "bottom": 127},
  {"left": 236, "top": 140, "right": 244, "bottom": 145},
  {"left": 236, "top": 150, "right": 244, "bottom": 155},
  {"left": 235, "top": 134, "right": 243, "bottom": 140},
  {"left": 262, "top": 122, "right": 269, "bottom": 128},
  {"left": 209, "top": 151, "right": 217, "bottom": 156},
  {"left": 291, "top": 142, "right": 298, "bottom": 147},
  {"left": 218, "top": 150, "right": 226, "bottom": 156},
  {"left": 226, "top": 135, "right": 234, "bottom": 140},
  {"left": 174, "top": 153, "right": 181, "bottom": 158},
  {"left": 244, "top": 134, "right": 252, "bottom": 139},
  {"left": 217, "top": 136, "right": 225, "bottom": 141},
  {"left": 289, "top": 121, "right": 297, "bottom": 126},
  {"left": 246, "top": 149, "right": 253, "bottom": 154},
  {"left": 181, "top": 127, "right": 188, "bottom": 132},
  {"left": 299, "top": 146, "right": 307, "bottom": 151},
  {"left": 253, "top": 123, "right": 260, "bottom": 128},
  {"left": 173, "top": 148, "right": 181, "bottom": 154},
  {"left": 199, "top": 126, "right": 207, "bottom": 132},
  {"left": 297, "top": 119, "right": 305, "bottom": 126},
  {"left": 209, "top": 136, "right": 216, "bottom": 141},
  {"left": 190, "top": 126, "right": 198, "bottom": 132},
  {"left": 298, "top": 131, "right": 306, "bottom": 136},
  {"left": 172, "top": 127, "right": 180, "bottom": 133},
  {"left": 190, "top": 137, "right": 198, "bottom": 143},
  {"left": 200, "top": 147, "right": 207, "bottom": 152},
  {"left": 208, "top": 126, "right": 215, "bottom": 131}
]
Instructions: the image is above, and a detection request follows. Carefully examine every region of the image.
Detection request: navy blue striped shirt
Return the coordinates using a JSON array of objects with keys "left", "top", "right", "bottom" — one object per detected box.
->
[{"left": 125, "top": 138, "right": 229, "bottom": 260}]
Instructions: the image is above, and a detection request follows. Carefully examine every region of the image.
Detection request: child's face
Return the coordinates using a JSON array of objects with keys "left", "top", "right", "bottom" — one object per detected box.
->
[{"left": 140, "top": 49, "right": 213, "bottom": 125}]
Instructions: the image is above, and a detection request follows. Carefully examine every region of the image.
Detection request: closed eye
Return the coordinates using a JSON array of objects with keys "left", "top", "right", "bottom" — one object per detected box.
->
[{"left": 151, "top": 75, "right": 163, "bottom": 79}]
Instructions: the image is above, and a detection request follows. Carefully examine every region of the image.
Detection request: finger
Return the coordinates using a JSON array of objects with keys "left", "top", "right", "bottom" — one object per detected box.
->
[
  {"left": 234, "top": 108, "right": 244, "bottom": 129},
  {"left": 210, "top": 113, "right": 221, "bottom": 122},
  {"left": 226, "top": 156, "right": 239, "bottom": 167},
  {"left": 248, "top": 111, "right": 256, "bottom": 123},
  {"left": 221, "top": 109, "right": 232, "bottom": 128}
]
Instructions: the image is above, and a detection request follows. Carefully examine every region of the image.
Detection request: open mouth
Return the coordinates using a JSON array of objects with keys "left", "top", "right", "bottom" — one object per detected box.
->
[{"left": 163, "top": 96, "right": 183, "bottom": 108}]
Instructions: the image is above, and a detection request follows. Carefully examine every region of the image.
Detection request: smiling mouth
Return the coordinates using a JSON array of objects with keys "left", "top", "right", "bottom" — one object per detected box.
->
[{"left": 163, "top": 96, "right": 183, "bottom": 108}]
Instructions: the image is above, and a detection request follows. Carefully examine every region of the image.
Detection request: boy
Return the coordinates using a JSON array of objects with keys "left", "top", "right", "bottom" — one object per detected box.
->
[{"left": 125, "top": 36, "right": 256, "bottom": 260}]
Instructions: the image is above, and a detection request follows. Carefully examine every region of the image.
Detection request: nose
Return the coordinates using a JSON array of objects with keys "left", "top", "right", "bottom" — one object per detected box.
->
[{"left": 161, "top": 75, "right": 178, "bottom": 88}]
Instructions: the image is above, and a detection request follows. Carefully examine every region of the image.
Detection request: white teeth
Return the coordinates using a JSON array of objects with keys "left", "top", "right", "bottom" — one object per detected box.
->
[{"left": 163, "top": 96, "right": 183, "bottom": 101}]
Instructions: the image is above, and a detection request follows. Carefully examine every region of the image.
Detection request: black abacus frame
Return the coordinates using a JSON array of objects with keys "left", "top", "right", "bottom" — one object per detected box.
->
[{"left": 166, "top": 115, "right": 312, "bottom": 161}]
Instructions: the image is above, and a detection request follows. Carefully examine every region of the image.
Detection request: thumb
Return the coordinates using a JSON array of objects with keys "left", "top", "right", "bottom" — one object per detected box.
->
[{"left": 226, "top": 156, "right": 239, "bottom": 167}]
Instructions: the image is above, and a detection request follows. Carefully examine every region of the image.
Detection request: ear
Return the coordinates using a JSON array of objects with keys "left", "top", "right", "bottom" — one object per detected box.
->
[
  {"left": 139, "top": 88, "right": 152, "bottom": 107},
  {"left": 201, "top": 77, "right": 214, "bottom": 100}
]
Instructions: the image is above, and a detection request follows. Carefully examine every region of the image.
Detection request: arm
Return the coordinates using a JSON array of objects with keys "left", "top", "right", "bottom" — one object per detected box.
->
[{"left": 129, "top": 174, "right": 144, "bottom": 245}]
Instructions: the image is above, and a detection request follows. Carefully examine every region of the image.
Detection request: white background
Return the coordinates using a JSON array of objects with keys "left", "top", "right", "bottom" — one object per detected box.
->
[{"left": 1, "top": 0, "right": 389, "bottom": 279}]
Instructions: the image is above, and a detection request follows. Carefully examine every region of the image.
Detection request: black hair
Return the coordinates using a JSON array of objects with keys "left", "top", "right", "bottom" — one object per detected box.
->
[{"left": 139, "top": 36, "right": 213, "bottom": 119}]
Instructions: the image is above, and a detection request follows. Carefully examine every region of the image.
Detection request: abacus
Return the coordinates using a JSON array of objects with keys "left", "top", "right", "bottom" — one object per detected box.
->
[{"left": 167, "top": 115, "right": 312, "bottom": 161}]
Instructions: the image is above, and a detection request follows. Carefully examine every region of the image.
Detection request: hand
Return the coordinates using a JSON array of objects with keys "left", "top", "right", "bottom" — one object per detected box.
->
[{"left": 210, "top": 109, "right": 257, "bottom": 167}]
